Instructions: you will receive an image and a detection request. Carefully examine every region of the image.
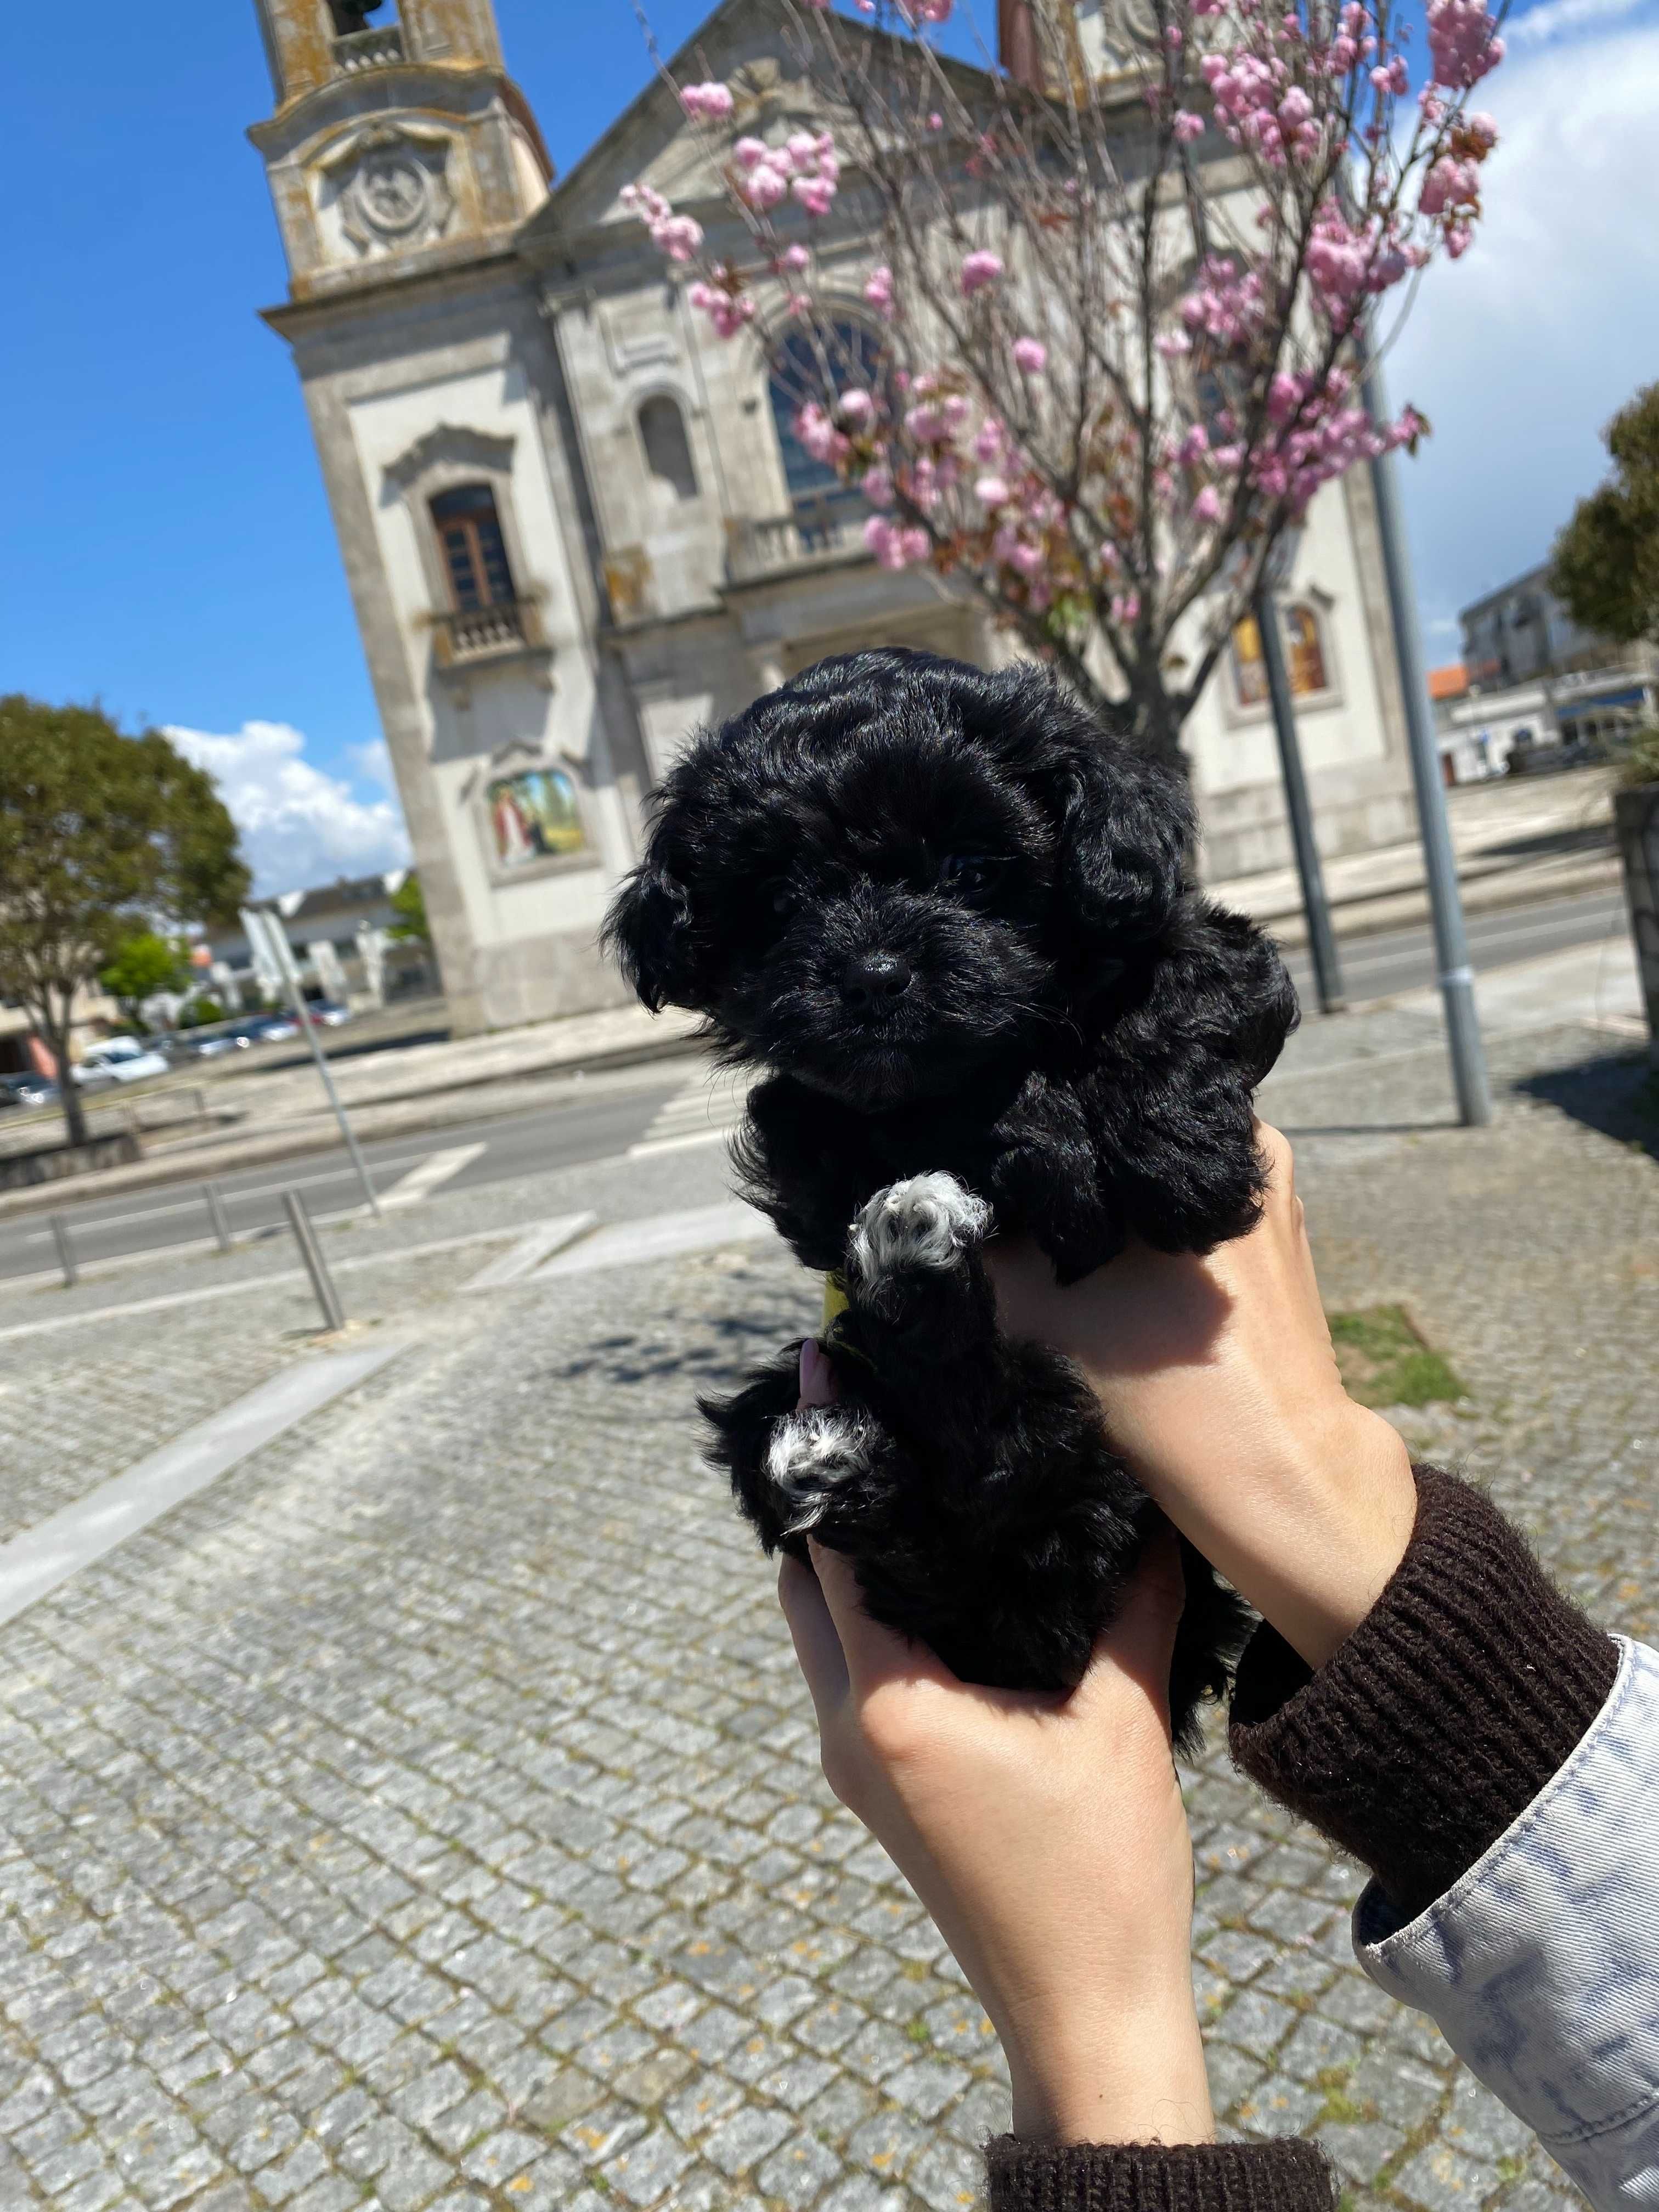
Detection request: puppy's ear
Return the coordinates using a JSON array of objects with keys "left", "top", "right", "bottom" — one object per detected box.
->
[
  {"left": 1057, "top": 742, "right": 1194, "bottom": 946},
  {"left": 603, "top": 864, "right": 699, "bottom": 1014}
]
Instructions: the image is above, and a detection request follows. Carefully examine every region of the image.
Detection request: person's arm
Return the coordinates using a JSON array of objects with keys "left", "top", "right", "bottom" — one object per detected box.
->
[
  {"left": 780, "top": 1516, "right": 1338, "bottom": 2212},
  {"left": 989, "top": 1131, "right": 1659, "bottom": 2211},
  {"left": 782, "top": 1344, "right": 1336, "bottom": 2212}
]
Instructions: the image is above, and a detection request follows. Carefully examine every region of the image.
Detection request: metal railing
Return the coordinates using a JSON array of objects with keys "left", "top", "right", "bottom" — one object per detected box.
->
[{"left": 332, "top": 23, "right": 405, "bottom": 71}]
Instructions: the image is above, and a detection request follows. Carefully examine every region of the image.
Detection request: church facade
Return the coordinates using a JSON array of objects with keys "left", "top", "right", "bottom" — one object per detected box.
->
[{"left": 249, "top": 0, "right": 1419, "bottom": 1034}]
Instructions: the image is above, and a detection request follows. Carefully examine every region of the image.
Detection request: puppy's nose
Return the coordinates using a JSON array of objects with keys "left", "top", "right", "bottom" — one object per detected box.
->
[{"left": 840, "top": 951, "right": 913, "bottom": 1011}]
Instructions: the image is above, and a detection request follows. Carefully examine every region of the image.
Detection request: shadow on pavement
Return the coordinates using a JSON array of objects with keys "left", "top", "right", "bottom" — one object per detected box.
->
[{"left": 1514, "top": 1049, "right": 1659, "bottom": 1161}]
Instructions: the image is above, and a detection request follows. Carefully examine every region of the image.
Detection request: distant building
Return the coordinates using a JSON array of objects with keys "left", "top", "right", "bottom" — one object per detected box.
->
[
  {"left": 246, "top": 0, "right": 1424, "bottom": 1031},
  {"left": 206, "top": 870, "right": 438, "bottom": 1007},
  {"left": 1446, "top": 562, "right": 1657, "bottom": 777}
]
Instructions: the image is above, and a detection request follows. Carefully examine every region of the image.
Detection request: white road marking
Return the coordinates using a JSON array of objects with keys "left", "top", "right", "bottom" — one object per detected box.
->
[
  {"left": 462, "top": 1214, "right": 597, "bottom": 1291},
  {"left": 0, "top": 1217, "right": 587, "bottom": 1344},
  {"left": 530, "top": 1200, "right": 776, "bottom": 1279},
  {"left": 0, "top": 1342, "right": 408, "bottom": 1627},
  {"left": 626, "top": 1069, "right": 749, "bottom": 1159},
  {"left": 379, "top": 1143, "right": 487, "bottom": 1209},
  {"left": 16, "top": 1147, "right": 441, "bottom": 1243}
]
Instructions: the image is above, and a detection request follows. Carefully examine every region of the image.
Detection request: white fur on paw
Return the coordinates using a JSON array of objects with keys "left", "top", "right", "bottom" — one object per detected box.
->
[
  {"left": 847, "top": 1172, "right": 991, "bottom": 1287},
  {"left": 767, "top": 1407, "right": 873, "bottom": 1536}
]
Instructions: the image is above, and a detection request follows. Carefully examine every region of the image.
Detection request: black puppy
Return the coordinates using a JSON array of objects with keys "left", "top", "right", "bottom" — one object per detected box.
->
[{"left": 606, "top": 649, "right": 1297, "bottom": 1745}]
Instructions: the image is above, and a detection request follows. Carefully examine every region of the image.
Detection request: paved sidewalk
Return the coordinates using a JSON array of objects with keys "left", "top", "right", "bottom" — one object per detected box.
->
[
  {"left": 0, "top": 951, "right": 1653, "bottom": 2212},
  {"left": 1209, "top": 764, "right": 1617, "bottom": 943}
]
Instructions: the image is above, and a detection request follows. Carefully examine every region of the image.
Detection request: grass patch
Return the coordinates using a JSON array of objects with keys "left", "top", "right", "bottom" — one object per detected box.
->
[{"left": 1328, "top": 1305, "right": 1464, "bottom": 1409}]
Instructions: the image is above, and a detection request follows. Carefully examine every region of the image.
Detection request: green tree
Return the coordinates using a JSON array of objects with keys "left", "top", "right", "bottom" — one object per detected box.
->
[
  {"left": 0, "top": 698, "right": 249, "bottom": 1147},
  {"left": 99, "top": 931, "right": 189, "bottom": 1031},
  {"left": 387, "top": 871, "right": 429, "bottom": 946},
  {"left": 1552, "top": 381, "right": 1659, "bottom": 648}
]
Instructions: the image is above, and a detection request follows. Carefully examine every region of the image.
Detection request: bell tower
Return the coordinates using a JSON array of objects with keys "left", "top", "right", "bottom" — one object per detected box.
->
[{"left": 249, "top": 0, "right": 551, "bottom": 300}]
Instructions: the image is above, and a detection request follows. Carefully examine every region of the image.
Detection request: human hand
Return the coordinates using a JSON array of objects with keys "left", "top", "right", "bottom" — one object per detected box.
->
[
  {"left": 984, "top": 1124, "right": 1416, "bottom": 1670},
  {"left": 780, "top": 1349, "right": 1212, "bottom": 2147}
]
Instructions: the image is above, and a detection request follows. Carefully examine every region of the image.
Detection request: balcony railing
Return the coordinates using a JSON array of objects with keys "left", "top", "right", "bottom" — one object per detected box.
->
[
  {"left": 726, "top": 498, "right": 869, "bottom": 584},
  {"left": 430, "top": 599, "right": 545, "bottom": 670},
  {"left": 332, "top": 23, "right": 405, "bottom": 72}
]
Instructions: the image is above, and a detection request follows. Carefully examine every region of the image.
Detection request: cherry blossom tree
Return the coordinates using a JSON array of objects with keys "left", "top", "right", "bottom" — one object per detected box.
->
[{"left": 624, "top": 0, "right": 1504, "bottom": 761}]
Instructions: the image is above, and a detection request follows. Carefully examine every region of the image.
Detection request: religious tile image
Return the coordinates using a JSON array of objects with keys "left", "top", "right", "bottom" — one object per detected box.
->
[{"left": 486, "top": 767, "right": 588, "bottom": 870}]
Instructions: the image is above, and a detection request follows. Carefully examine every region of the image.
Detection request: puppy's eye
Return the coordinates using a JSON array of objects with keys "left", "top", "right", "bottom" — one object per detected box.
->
[
  {"left": 770, "top": 883, "right": 797, "bottom": 918},
  {"left": 940, "top": 855, "right": 999, "bottom": 896}
]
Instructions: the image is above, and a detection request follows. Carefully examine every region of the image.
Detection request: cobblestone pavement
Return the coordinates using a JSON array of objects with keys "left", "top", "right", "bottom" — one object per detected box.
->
[{"left": 0, "top": 1001, "right": 1654, "bottom": 2212}]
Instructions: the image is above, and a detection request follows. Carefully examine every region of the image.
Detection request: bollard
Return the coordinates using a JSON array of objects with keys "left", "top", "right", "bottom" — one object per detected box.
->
[
  {"left": 49, "top": 1214, "right": 77, "bottom": 1288},
  {"left": 204, "top": 1180, "right": 233, "bottom": 1254},
  {"left": 282, "top": 1189, "right": 346, "bottom": 1333}
]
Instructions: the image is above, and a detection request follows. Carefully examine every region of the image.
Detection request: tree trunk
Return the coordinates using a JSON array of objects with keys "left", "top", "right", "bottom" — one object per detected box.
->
[{"left": 40, "top": 996, "right": 89, "bottom": 1149}]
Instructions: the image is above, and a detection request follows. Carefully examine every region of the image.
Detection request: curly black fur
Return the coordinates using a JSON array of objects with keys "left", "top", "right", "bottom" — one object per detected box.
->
[{"left": 604, "top": 648, "right": 1297, "bottom": 1741}]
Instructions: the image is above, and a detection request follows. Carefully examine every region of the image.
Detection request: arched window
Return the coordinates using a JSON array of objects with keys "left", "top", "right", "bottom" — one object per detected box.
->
[
  {"left": 639, "top": 396, "right": 699, "bottom": 503},
  {"left": 769, "top": 322, "right": 885, "bottom": 512},
  {"left": 1230, "top": 602, "right": 1329, "bottom": 709},
  {"left": 430, "top": 484, "right": 516, "bottom": 611},
  {"left": 330, "top": 0, "right": 392, "bottom": 33}
]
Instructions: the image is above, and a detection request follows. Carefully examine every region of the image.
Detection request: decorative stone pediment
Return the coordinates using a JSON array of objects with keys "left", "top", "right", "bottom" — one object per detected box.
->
[
  {"left": 318, "top": 122, "right": 456, "bottom": 257},
  {"left": 383, "top": 423, "right": 516, "bottom": 497}
]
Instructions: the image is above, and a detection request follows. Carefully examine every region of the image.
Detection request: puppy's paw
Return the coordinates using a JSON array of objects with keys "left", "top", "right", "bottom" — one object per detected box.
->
[
  {"left": 767, "top": 1407, "right": 874, "bottom": 1537},
  {"left": 846, "top": 1172, "right": 991, "bottom": 1290}
]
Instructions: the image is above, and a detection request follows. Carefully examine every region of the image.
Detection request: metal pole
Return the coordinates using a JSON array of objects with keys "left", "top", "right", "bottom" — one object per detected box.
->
[
  {"left": 1254, "top": 594, "right": 1346, "bottom": 1015},
  {"left": 49, "top": 1214, "right": 77, "bottom": 1289},
  {"left": 1362, "top": 359, "right": 1492, "bottom": 1126},
  {"left": 282, "top": 1189, "right": 346, "bottom": 1333},
  {"left": 251, "top": 911, "right": 382, "bottom": 1217},
  {"left": 204, "top": 1180, "right": 233, "bottom": 1254}
]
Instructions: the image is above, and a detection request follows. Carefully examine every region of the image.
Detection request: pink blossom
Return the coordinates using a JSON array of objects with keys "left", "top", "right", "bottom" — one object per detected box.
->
[
  {"left": 975, "top": 474, "right": 1011, "bottom": 506},
  {"left": 1172, "top": 110, "right": 1205, "bottom": 142},
  {"left": 687, "top": 284, "right": 755, "bottom": 341},
  {"left": 904, "top": 400, "right": 947, "bottom": 444},
  {"left": 960, "top": 249, "right": 1005, "bottom": 297},
  {"left": 1464, "top": 110, "right": 1499, "bottom": 149},
  {"left": 864, "top": 265, "right": 895, "bottom": 316},
  {"left": 780, "top": 242, "right": 811, "bottom": 273},
  {"left": 975, "top": 417, "right": 1008, "bottom": 464},
  {"left": 792, "top": 174, "right": 838, "bottom": 217},
  {"left": 732, "top": 137, "right": 770, "bottom": 172},
  {"left": 1012, "top": 336, "right": 1048, "bottom": 374},
  {"left": 795, "top": 404, "right": 849, "bottom": 466},
  {"left": 1009, "top": 541, "right": 1045, "bottom": 578},
  {"left": 1110, "top": 592, "right": 1141, "bottom": 626},
  {"left": 1426, "top": 0, "right": 1503, "bottom": 86},
  {"left": 1155, "top": 329, "right": 1193, "bottom": 358},
  {"left": 1192, "top": 485, "right": 1223, "bottom": 523},
  {"left": 898, "top": 0, "right": 954, "bottom": 21},
  {"left": 679, "top": 81, "right": 735, "bottom": 123},
  {"left": 928, "top": 112, "right": 944, "bottom": 130},
  {"left": 1420, "top": 155, "right": 1480, "bottom": 216},
  {"left": 837, "top": 390, "right": 876, "bottom": 426},
  {"left": 742, "top": 164, "right": 789, "bottom": 213},
  {"left": 861, "top": 463, "right": 895, "bottom": 509}
]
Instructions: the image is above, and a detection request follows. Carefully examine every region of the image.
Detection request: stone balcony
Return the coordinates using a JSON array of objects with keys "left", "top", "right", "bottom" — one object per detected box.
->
[
  {"left": 332, "top": 23, "right": 405, "bottom": 72},
  {"left": 429, "top": 598, "right": 547, "bottom": 672},
  {"left": 725, "top": 498, "right": 869, "bottom": 585}
]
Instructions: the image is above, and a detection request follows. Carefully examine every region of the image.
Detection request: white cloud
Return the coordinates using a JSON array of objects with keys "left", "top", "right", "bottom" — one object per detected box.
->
[
  {"left": 1383, "top": 21, "right": 1659, "bottom": 637},
  {"left": 1508, "top": 0, "right": 1646, "bottom": 47},
  {"left": 346, "top": 736, "right": 396, "bottom": 792},
  {"left": 166, "top": 721, "right": 411, "bottom": 898}
]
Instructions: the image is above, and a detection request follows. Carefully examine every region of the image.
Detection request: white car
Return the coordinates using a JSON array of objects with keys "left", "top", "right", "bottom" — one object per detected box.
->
[{"left": 75, "top": 1038, "right": 171, "bottom": 1087}]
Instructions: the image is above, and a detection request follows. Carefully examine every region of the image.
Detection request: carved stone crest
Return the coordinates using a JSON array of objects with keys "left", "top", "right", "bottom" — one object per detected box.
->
[{"left": 320, "top": 124, "right": 456, "bottom": 256}]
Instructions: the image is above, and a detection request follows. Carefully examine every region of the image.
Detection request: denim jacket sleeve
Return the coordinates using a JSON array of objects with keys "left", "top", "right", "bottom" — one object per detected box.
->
[{"left": 1353, "top": 1638, "right": 1659, "bottom": 2212}]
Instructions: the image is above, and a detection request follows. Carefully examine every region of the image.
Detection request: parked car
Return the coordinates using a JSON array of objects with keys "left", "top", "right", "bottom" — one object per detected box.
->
[
  {"left": 175, "top": 1028, "right": 250, "bottom": 1060},
  {"left": 0, "top": 1073, "right": 57, "bottom": 1110},
  {"left": 306, "top": 1001, "right": 353, "bottom": 1027},
  {"left": 74, "top": 1037, "right": 171, "bottom": 1087},
  {"left": 246, "top": 1013, "right": 300, "bottom": 1042}
]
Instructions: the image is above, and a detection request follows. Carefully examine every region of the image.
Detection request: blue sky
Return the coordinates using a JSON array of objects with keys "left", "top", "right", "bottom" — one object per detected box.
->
[{"left": 4, "top": 0, "right": 1654, "bottom": 890}]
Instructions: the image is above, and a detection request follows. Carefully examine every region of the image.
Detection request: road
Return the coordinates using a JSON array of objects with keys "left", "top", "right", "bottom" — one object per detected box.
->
[{"left": 0, "top": 885, "right": 1628, "bottom": 1285}]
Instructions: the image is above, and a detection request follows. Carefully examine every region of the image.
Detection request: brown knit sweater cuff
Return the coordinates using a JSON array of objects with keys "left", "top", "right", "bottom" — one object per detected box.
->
[
  {"left": 1229, "top": 1465, "right": 1618, "bottom": 1923},
  {"left": 985, "top": 2135, "right": 1336, "bottom": 2212}
]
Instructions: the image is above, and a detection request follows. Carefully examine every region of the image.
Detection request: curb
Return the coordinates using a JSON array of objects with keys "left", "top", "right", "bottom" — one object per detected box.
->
[{"left": 1248, "top": 854, "right": 1621, "bottom": 950}]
